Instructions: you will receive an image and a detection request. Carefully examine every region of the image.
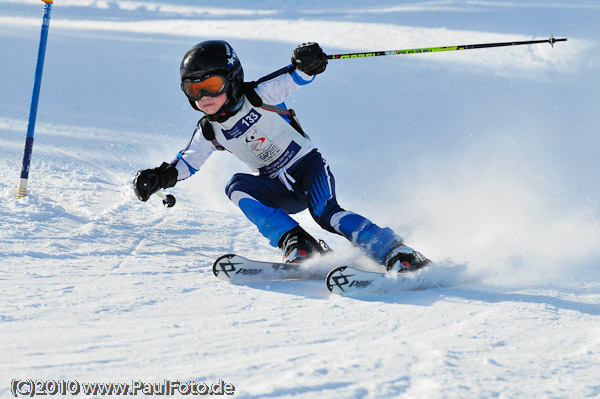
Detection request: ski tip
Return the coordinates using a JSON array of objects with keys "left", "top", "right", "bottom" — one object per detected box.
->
[
  {"left": 326, "top": 265, "right": 350, "bottom": 294},
  {"left": 212, "top": 254, "right": 238, "bottom": 279},
  {"left": 213, "top": 253, "right": 236, "bottom": 264}
]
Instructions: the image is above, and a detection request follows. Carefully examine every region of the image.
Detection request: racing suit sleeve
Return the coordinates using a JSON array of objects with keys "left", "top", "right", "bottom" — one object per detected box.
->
[
  {"left": 254, "top": 66, "right": 316, "bottom": 105},
  {"left": 171, "top": 125, "right": 217, "bottom": 180}
]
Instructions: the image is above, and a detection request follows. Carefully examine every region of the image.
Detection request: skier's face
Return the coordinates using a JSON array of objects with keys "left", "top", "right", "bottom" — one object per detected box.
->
[{"left": 195, "top": 93, "right": 228, "bottom": 115}]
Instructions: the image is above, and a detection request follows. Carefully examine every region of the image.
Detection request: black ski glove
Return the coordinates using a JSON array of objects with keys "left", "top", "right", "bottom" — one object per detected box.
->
[
  {"left": 133, "top": 162, "right": 178, "bottom": 202},
  {"left": 291, "top": 42, "right": 328, "bottom": 76}
]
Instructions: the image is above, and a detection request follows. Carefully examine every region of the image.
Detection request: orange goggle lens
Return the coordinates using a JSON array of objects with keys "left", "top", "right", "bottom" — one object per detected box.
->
[{"left": 182, "top": 75, "right": 228, "bottom": 100}]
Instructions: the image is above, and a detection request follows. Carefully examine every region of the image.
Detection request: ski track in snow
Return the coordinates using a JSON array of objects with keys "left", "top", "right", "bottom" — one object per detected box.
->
[{"left": 2, "top": 1, "right": 600, "bottom": 398}]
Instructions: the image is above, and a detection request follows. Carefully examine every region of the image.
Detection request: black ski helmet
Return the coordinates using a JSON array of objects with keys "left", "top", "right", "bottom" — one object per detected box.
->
[{"left": 180, "top": 40, "right": 244, "bottom": 120}]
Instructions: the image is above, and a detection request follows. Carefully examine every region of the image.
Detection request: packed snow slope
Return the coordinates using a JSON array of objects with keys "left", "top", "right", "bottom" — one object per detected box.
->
[{"left": 1, "top": 1, "right": 600, "bottom": 398}]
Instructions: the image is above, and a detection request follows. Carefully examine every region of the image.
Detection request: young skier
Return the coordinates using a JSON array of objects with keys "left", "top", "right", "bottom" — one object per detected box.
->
[{"left": 133, "top": 40, "right": 430, "bottom": 271}]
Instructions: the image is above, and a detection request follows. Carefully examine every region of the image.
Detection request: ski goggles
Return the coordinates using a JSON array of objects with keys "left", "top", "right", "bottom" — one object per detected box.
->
[{"left": 181, "top": 75, "right": 229, "bottom": 100}]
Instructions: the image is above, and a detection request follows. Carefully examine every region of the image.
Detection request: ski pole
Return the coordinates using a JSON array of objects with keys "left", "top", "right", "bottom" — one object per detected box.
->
[
  {"left": 156, "top": 191, "right": 176, "bottom": 208},
  {"left": 327, "top": 34, "right": 567, "bottom": 59},
  {"left": 16, "top": 0, "right": 54, "bottom": 199}
]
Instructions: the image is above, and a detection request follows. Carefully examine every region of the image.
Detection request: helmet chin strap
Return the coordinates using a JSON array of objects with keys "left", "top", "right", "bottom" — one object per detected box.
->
[
  {"left": 216, "top": 97, "right": 231, "bottom": 115},
  {"left": 206, "top": 97, "right": 229, "bottom": 121}
]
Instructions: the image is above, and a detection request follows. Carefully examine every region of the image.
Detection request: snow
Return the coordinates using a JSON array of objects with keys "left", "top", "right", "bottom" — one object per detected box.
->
[{"left": 1, "top": 0, "right": 599, "bottom": 398}]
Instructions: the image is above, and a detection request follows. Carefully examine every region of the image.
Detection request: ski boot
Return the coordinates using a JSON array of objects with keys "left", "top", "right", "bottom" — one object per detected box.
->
[
  {"left": 278, "top": 226, "right": 330, "bottom": 263},
  {"left": 384, "top": 240, "right": 431, "bottom": 273}
]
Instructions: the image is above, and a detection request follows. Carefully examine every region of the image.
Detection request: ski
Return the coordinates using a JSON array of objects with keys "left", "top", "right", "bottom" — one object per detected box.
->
[
  {"left": 326, "top": 265, "right": 426, "bottom": 295},
  {"left": 212, "top": 254, "right": 326, "bottom": 283},
  {"left": 326, "top": 266, "right": 385, "bottom": 295},
  {"left": 213, "top": 255, "right": 440, "bottom": 294}
]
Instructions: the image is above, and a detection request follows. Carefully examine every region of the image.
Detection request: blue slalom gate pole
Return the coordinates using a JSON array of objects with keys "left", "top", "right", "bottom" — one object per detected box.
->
[{"left": 16, "top": 0, "right": 53, "bottom": 199}]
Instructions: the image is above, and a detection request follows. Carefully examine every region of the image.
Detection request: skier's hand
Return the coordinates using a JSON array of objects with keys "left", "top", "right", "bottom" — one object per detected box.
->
[
  {"left": 133, "top": 162, "right": 178, "bottom": 202},
  {"left": 291, "top": 42, "right": 328, "bottom": 75}
]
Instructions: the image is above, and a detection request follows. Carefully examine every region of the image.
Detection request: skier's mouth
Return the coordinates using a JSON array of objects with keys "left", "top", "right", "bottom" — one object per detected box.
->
[{"left": 200, "top": 100, "right": 217, "bottom": 109}]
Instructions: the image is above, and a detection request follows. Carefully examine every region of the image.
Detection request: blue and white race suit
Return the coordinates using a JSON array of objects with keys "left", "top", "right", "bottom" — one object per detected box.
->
[{"left": 172, "top": 66, "right": 401, "bottom": 263}]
